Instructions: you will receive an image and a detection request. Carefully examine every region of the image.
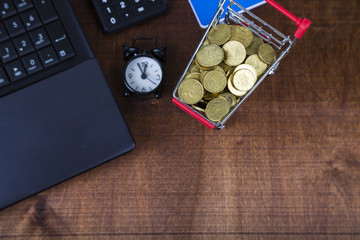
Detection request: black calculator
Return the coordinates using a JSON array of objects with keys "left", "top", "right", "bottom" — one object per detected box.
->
[{"left": 90, "top": 0, "right": 168, "bottom": 34}]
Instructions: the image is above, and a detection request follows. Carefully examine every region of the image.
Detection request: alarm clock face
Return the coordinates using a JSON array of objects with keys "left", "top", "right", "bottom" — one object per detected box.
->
[{"left": 124, "top": 56, "right": 163, "bottom": 94}]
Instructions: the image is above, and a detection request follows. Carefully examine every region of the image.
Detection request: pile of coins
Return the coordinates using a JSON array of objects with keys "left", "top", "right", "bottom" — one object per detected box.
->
[{"left": 177, "top": 23, "right": 276, "bottom": 122}]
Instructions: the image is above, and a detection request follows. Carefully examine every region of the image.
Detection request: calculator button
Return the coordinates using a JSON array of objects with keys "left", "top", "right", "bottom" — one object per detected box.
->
[
  {"left": 149, "top": 0, "right": 161, "bottom": 3},
  {"left": 21, "top": 9, "right": 42, "bottom": 31},
  {"left": 0, "top": 1, "right": 17, "bottom": 19},
  {"left": 0, "top": 41, "right": 18, "bottom": 63},
  {"left": 13, "top": 0, "right": 34, "bottom": 12},
  {"left": 29, "top": 28, "right": 51, "bottom": 49},
  {"left": 5, "top": 60, "right": 27, "bottom": 82},
  {"left": 91, "top": 0, "right": 168, "bottom": 34},
  {"left": 13, "top": 34, "right": 35, "bottom": 56},
  {"left": 102, "top": 5, "right": 115, "bottom": 16},
  {"left": 118, "top": 1, "right": 129, "bottom": 10},
  {"left": 99, "top": 0, "right": 112, "bottom": 5},
  {"left": 106, "top": 16, "right": 119, "bottom": 27},
  {"left": 135, "top": 5, "right": 148, "bottom": 15},
  {"left": 133, "top": 0, "right": 145, "bottom": 5},
  {"left": 149, "top": 0, "right": 162, "bottom": 8},
  {"left": 119, "top": 11, "right": 134, "bottom": 21},
  {"left": 4, "top": 16, "right": 26, "bottom": 37}
]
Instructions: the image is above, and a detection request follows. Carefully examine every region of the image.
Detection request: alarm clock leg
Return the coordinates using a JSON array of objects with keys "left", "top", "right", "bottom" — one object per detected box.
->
[
  {"left": 124, "top": 90, "right": 131, "bottom": 97},
  {"left": 155, "top": 92, "right": 161, "bottom": 99}
]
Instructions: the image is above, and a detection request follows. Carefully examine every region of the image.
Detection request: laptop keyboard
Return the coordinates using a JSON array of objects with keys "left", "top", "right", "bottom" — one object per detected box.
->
[{"left": 0, "top": 0, "right": 75, "bottom": 92}]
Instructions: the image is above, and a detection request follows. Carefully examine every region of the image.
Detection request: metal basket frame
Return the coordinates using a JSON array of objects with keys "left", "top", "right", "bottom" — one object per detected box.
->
[{"left": 172, "top": 0, "right": 311, "bottom": 129}]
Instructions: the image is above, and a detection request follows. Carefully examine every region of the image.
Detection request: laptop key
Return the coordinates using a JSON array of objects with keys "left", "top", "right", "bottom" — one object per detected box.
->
[
  {"left": 38, "top": 46, "right": 59, "bottom": 67},
  {"left": 4, "top": 16, "right": 26, "bottom": 37},
  {"left": 0, "top": 41, "right": 18, "bottom": 63},
  {"left": 54, "top": 39, "right": 75, "bottom": 61},
  {"left": 21, "top": 53, "right": 43, "bottom": 74},
  {"left": 4, "top": 60, "right": 27, "bottom": 81},
  {"left": 0, "top": 23, "right": 9, "bottom": 43},
  {"left": 46, "top": 21, "right": 75, "bottom": 60},
  {"left": 29, "top": 27, "right": 51, "bottom": 49},
  {"left": 0, "top": 1, "right": 17, "bottom": 19},
  {"left": 21, "top": 9, "right": 42, "bottom": 31},
  {"left": 46, "top": 21, "right": 68, "bottom": 44},
  {"left": 0, "top": 68, "right": 10, "bottom": 88},
  {"left": 13, "top": 0, "right": 34, "bottom": 12},
  {"left": 32, "top": 0, "right": 58, "bottom": 24},
  {"left": 0, "top": 0, "right": 78, "bottom": 95},
  {"left": 13, "top": 34, "right": 35, "bottom": 56}
]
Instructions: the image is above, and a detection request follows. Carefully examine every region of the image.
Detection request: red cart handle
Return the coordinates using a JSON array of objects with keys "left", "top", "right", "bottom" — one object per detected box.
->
[
  {"left": 265, "top": 0, "right": 311, "bottom": 39},
  {"left": 172, "top": 98, "right": 216, "bottom": 130}
]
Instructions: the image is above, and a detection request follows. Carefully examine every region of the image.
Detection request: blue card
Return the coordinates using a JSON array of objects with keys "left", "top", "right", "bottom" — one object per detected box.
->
[{"left": 188, "top": 0, "right": 266, "bottom": 28}]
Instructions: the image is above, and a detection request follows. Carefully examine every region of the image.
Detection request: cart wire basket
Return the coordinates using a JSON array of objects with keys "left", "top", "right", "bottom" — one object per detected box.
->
[{"left": 172, "top": 0, "right": 311, "bottom": 129}]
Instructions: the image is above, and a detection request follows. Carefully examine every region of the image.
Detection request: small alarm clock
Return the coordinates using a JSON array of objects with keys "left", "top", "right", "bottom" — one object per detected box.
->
[{"left": 123, "top": 37, "right": 166, "bottom": 99}]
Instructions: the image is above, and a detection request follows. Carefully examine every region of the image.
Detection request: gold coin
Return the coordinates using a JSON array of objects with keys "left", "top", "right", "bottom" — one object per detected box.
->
[
  {"left": 222, "top": 40, "right": 246, "bottom": 66},
  {"left": 185, "top": 72, "right": 201, "bottom": 81},
  {"left": 189, "top": 62, "right": 200, "bottom": 73},
  {"left": 218, "top": 61, "right": 232, "bottom": 73},
  {"left": 205, "top": 98, "right": 230, "bottom": 122},
  {"left": 199, "top": 70, "right": 209, "bottom": 83},
  {"left": 213, "top": 65, "right": 226, "bottom": 75},
  {"left": 202, "top": 39, "right": 210, "bottom": 46},
  {"left": 246, "top": 35, "right": 263, "bottom": 55},
  {"left": 191, "top": 104, "right": 205, "bottom": 113},
  {"left": 208, "top": 24, "right": 231, "bottom": 46},
  {"left": 258, "top": 43, "right": 276, "bottom": 64},
  {"left": 178, "top": 78, "right": 204, "bottom": 105},
  {"left": 232, "top": 64, "right": 257, "bottom": 91},
  {"left": 195, "top": 58, "right": 216, "bottom": 71},
  {"left": 233, "top": 63, "right": 257, "bottom": 77},
  {"left": 196, "top": 44, "right": 224, "bottom": 68},
  {"left": 230, "top": 25, "right": 254, "bottom": 48},
  {"left": 202, "top": 70, "right": 227, "bottom": 93},
  {"left": 227, "top": 75, "right": 247, "bottom": 97},
  {"left": 245, "top": 54, "right": 268, "bottom": 76},
  {"left": 203, "top": 91, "right": 220, "bottom": 101},
  {"left": 218, "top": 92, "right": 237, "bottom": 107},
  {"left": 226, "top": 66, "right": 236, "bottom": 77}
]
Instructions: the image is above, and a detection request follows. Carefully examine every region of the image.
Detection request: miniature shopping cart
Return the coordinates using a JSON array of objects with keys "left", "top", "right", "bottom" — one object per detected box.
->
[{"left": 172, "top": 0, "right": 311, "bottom": 129}]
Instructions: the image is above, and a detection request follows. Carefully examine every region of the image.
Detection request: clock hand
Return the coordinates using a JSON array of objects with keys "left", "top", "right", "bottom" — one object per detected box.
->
[
  {"left": 143, "top": 63, "right": 148, "bottom": 74},
  {"left": 146, "top": 77, "right": 157, "bottom": 85},
  {"left": 137, "top": 63, "right": 144, "bottom": 74},
  {"left": 137, "top": 63, "right": 147, "bottom": 79}
]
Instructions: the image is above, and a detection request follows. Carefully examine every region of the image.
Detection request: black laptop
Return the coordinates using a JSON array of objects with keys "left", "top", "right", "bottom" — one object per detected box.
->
[{"left": 0, "top": 0, "right": 135, "bottom": 210}]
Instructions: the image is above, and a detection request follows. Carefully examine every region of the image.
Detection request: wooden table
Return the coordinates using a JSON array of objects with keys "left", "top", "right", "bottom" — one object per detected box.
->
[{"left": 1, "top": 0, "right": 359, "bottom": 239}]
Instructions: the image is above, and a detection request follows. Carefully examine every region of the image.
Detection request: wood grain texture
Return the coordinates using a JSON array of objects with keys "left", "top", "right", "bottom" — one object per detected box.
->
[{"left": 0, "top": 0, "right": 359, "bottom": 239}]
